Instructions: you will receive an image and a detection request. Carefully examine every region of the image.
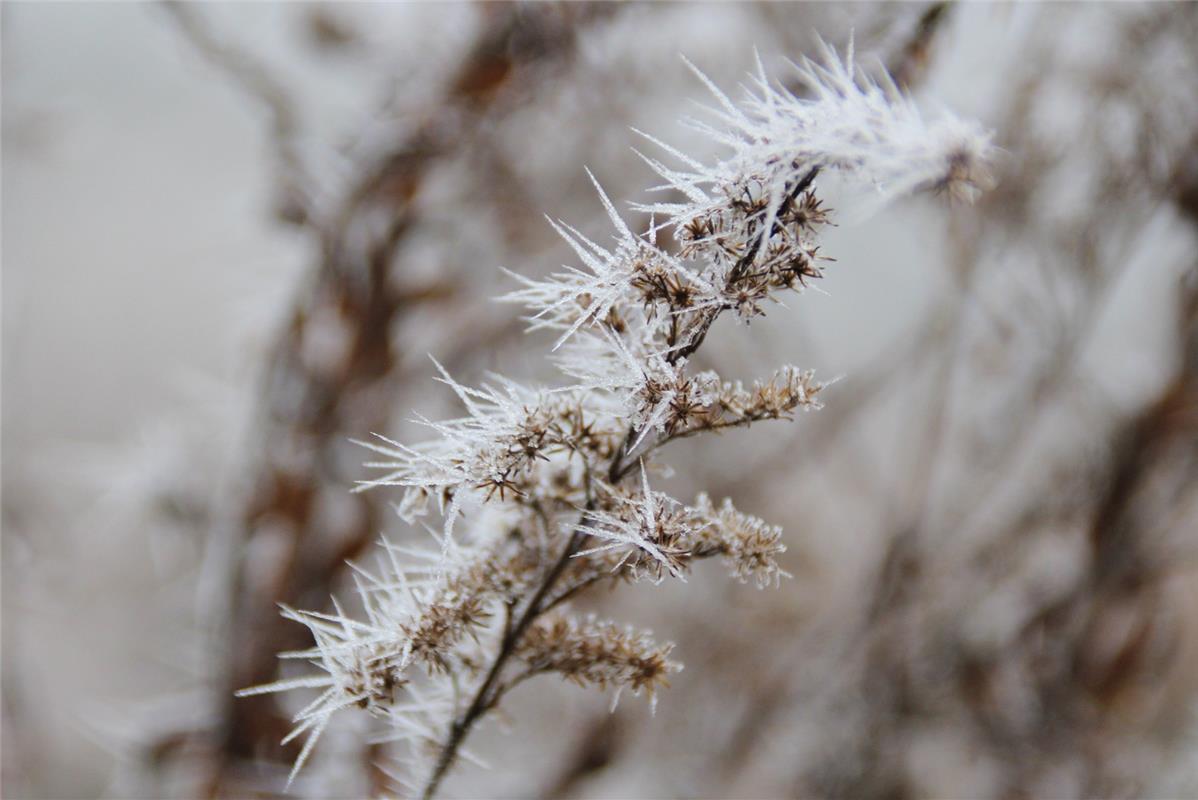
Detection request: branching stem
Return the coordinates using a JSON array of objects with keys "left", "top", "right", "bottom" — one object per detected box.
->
[{"left": 421, "top": 522, "right": 588, "bottom": 799}]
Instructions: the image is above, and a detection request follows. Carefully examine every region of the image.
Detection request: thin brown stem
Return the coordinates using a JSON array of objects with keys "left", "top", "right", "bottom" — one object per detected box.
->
[
  {"left": 542, "top": 573, "right": 609, "bottom": 614},
  {"left": 421, "top": 524, "right": 588, "bottom": 799},
  {"left": 421, "top": 317, "right": 742, "bottom": 794}
]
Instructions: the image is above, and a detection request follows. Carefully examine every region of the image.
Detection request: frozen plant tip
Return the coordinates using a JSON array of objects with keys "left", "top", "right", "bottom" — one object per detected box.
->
[{"left": 243, "top": 41, "right": 993, "bottom": 797}]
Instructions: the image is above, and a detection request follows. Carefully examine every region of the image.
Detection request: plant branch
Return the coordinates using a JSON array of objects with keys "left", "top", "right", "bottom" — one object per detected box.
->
[{"left": 421, "top": 524, "right": 588, "bottom": 799}]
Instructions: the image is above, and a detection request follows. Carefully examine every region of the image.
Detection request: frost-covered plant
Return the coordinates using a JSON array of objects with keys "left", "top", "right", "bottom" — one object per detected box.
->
[{"left": 239, "top": 42, "right": 992, "bottom": 797}]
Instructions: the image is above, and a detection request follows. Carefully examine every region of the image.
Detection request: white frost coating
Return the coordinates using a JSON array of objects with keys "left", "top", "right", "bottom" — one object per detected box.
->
[{"left": 635, "top": 40, "right": 994, "bottom": 229}]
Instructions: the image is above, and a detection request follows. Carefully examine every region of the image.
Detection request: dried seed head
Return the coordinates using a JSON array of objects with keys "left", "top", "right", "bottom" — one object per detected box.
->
[
  {"left": 689, "top": 493, "right": 790, "bottom": 588},
  {"left": 516, "top": 614, "right": 681, "bottom": 705}
]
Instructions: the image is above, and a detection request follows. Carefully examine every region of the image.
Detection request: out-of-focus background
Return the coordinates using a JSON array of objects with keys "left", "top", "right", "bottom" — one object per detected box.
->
[{"left": 3, "top": 3, "right": 1197, "bottom": 798}]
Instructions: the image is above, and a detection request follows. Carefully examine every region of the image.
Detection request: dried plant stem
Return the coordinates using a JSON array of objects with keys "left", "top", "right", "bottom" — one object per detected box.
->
[
  {"left": 423, "top": 525, "right": 587, "bottom": 799},
  {"left": 422, "top": 293, "right": 789, "bottom": 795}
]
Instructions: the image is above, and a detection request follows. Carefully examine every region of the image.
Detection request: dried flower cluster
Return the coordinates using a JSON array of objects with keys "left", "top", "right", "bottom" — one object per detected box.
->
[
  {"left": 514, "top": 614, "right": 680, "bottom": 705},
  {"left": 241, "top": 42, "right": 992, "bottom": 796}
]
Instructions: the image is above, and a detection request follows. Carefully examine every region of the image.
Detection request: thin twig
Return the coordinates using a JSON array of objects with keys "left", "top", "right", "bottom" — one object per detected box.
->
[{"left": 421, "top": 525, "right": 587, "bottom": 799}]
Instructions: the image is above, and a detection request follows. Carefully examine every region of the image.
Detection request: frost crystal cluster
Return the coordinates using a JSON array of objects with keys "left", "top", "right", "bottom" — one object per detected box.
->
[{"left": 240, "top": 43, "right": 992, "bottom": 797}]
